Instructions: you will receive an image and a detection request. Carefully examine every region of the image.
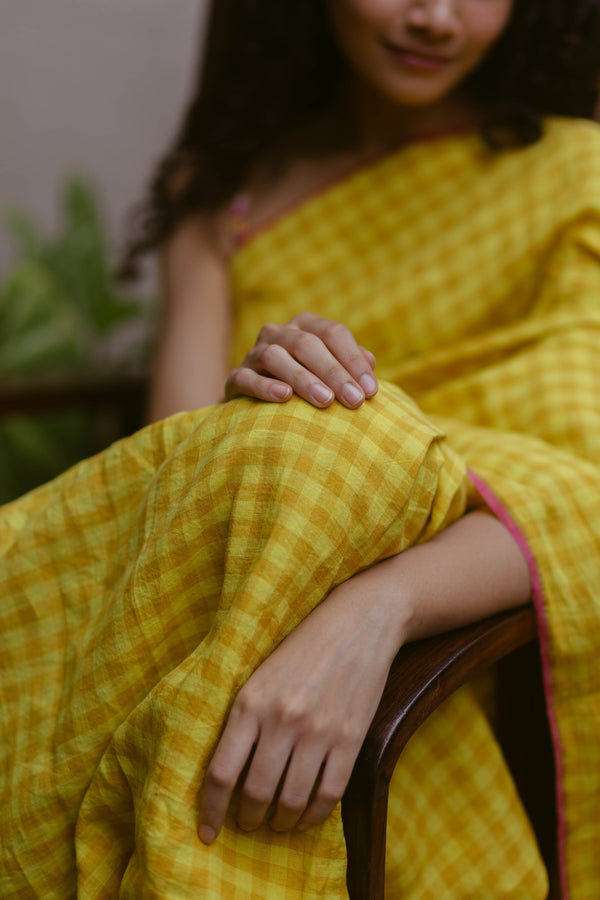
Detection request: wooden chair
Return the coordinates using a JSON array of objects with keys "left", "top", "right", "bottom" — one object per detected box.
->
[
  {"left": 342, "top": 607, "right": 555, "bottom": 899},
  {"left": 0, "top": 375, "right": 556, "bottom": 899}
]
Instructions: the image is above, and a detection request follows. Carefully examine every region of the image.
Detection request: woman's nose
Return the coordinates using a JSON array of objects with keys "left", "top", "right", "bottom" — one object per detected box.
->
[{"left": 406, "top": 0, "right": 459, "bottom": 38}]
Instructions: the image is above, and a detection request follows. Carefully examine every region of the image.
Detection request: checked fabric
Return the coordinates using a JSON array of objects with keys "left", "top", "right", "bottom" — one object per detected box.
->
[
  {"left": 2, "top": 117, "right": 600, "bottom": 897},
  {"left": 231, "top": 116, "right": 600, "bottom": 899}
]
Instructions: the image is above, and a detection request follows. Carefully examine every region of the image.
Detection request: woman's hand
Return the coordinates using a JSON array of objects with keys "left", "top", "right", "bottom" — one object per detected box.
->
[
  {"left": 225, "top": 312, "right": 378, "bottom": 409},
  {"left": 198, "top": 580, "right": 401, "bottom": 843},
  {"left": 197, "top": 510, "right": 532, "bottom": 844}
]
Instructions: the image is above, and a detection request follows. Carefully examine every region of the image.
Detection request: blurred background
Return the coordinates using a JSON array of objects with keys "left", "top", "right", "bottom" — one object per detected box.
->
[
  {"left": 1, "top": 0, "right": 206, "bottom": 272},
  {"left": 0, "top": 0, "right": 209, "bottom": 501}
]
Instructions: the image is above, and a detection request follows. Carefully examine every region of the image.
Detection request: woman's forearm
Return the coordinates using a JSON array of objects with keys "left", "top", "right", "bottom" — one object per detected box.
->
[{"left": 333, "top": 509, "right": 532, "bottom": 655}]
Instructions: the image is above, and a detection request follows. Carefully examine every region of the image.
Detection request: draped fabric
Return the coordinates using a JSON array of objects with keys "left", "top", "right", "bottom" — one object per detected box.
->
[
  {"left": 231, "top": 118, "right": 600, "bottom": 898},
  {"left": 2, "top": 117, "right": 599, "bottom": 898}
]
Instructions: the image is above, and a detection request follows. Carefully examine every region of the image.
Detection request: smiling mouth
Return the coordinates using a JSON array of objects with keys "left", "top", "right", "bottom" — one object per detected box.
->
[{"left": 381, "top": 42, "right": 453, "bottom": 71}]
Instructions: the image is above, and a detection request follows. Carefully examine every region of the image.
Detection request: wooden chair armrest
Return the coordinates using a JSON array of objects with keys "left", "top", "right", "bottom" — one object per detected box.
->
[
  {"left": 0, "top": 372, "right": 148, "bottom": 417},
  {"left": 342, "top": 604, "right": 538, "bottom": 900}
]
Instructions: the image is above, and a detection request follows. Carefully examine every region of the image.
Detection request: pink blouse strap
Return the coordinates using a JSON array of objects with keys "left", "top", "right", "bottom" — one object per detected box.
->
[{"left": 227, "top": 193, "right": 252, "bottom": 250}]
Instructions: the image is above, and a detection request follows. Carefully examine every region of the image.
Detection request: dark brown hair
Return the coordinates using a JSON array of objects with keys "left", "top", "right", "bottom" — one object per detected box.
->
[{"left": 121, "top": 0, "right": 600, "bottom": 277}]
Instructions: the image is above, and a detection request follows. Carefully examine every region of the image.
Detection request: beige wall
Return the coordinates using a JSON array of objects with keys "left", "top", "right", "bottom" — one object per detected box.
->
[{"left": 0, "top": 0, "right": 209, "bottom": 274}]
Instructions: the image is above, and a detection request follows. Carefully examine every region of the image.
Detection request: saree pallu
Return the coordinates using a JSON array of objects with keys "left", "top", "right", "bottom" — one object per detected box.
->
[{"left": 1, "top": 117, "right": 599, "bottom": 898}]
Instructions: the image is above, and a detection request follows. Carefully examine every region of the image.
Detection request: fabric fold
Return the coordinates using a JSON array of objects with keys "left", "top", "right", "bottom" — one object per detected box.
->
[{"left": 2, "top": 117, "right": 599, "bottom": 897}]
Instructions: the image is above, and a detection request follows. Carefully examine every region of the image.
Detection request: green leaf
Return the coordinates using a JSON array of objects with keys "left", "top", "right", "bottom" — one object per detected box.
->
[
  {"left": 0, "top": 412, "right": 92, "bottom": 504},
  {"left": 0, "top": 263, "right": 87, "bottom": 373},
  {"left": 0, "top": 173, "right": 154, "bottom": 500}
]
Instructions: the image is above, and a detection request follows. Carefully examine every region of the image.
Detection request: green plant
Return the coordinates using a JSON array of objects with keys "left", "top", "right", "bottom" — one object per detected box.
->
[{"left": 0, "top": 176, "right": 153, "bottom": 503}]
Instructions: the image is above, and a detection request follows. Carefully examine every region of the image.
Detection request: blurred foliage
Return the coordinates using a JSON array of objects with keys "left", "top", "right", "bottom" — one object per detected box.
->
[{"left": 0, "top": 176, "right": 153, "bottom": 504}]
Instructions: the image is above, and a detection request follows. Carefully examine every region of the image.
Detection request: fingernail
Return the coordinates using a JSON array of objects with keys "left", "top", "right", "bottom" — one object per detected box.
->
[
  {"left": 199, "top": 825, "right": 216, "bottom": 845},
  {"left": 271, "top": 383, "right": 292, "bottom": 401},
  {"left": 359, "top": 373, "right": 378, "bottom": 396},
  {"left": 297, "top": 822, "right": 311, "bottom": 832},
  {"left": 341, "top": 383, "right": 364, "bottom": 407},
  {"left": 310, "top": 384, "right": 334, "bottom": 405}
]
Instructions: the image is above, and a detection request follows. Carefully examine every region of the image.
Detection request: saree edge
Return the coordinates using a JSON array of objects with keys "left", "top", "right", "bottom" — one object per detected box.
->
[{"left": 466, "top": 467, "right": 568, "bottom": 900}]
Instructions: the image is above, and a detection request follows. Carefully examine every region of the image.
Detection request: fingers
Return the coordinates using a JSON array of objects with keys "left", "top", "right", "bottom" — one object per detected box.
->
[
  {"left": 226, "top": 315, "right": 378, "bottom": 409},
  {"left": 234, "top": 732, "right": 295, "bottom": 833},
  {"left": 225, "top": 366, "right": 294, "bottom": 404},
  {"left": 292, "top": 313, "right": 378, "bottom": 395},
  {"left": 246, "top": 737, "right": 357, "bottom": 835},
  {"left": 296, "top": 743, "right": 358, "bottom": 830},
  {"left": 268, "top": 741, "right": 326, "bottom": 832},
  {"left": 199, "top": 708, "right": 259, "bottom": 844},
  {"left": 228, "top": 320, "right": 378, "bottom": 409},
  {"left": 254, "top": 340, "right": 346, "bottom": 408},
  {"left": 361, "top": 346, "right": 376, "bottom": 369},
  {"left": 283, "top": 317, "right": 378, "bottom": 407},
  {"left": 201, "top": 721, "right": 359, "bottom": 842},
  {"left": 199, "top": 711, "right": 345, "bottom": 840},
  {"left": 226, "top": 358, "right": 335, "bottom": 408}
]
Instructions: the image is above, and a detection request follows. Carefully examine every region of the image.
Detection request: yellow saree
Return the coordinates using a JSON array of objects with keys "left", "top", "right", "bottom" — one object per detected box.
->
[{"left": 2, "top": 117, "right": 599, "bottom": 898}]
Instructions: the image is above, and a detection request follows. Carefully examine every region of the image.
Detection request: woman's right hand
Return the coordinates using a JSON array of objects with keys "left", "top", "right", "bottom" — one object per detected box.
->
[{"left": 224, "top": 312, "right": 378, "bottom": 409}]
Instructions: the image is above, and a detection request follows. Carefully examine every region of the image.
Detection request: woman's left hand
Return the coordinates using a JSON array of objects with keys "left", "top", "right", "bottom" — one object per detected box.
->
[
  {"left": 198, "top": 579, "right": 402, "bottom": 842},
  {"left": 224, "top": 312, "right": 378, "bottom": 409}
]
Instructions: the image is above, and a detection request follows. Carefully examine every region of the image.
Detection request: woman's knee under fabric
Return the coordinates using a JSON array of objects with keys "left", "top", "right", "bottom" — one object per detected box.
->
[
  {"left": 175, "top": 383, "right": 470, "bottom": 578},
  {"left": 71, "top": 390, "right": 469, "bottom": 897},
  {"left": 0, "top": 385, "right": 469, "bottom": 708},
  {"left": 1, "top": 386, "right": 470, "bottom": 727},
  {"left": 1, "top": 388, "right": 471, "bottom": 898}
]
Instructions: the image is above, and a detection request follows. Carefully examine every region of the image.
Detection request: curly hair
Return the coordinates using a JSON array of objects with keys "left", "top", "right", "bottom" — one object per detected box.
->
[{"left": 120, "top": 0, "right": 600, "bottom": 277}]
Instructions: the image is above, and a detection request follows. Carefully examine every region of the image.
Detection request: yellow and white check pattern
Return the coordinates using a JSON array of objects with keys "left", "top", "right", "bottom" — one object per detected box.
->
[{"left": 2, "top": 117, "right": 599, "bottom": 897}]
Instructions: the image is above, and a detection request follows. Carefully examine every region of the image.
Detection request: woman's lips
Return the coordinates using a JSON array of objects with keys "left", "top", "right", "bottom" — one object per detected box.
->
[{"left": 382, "top": 42, "right": 453, "bottom": 71}]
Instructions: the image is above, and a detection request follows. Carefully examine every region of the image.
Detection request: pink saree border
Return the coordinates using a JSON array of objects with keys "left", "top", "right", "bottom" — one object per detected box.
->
[{"left": 467, "top": 468, "right": 568, "bottom": 900}]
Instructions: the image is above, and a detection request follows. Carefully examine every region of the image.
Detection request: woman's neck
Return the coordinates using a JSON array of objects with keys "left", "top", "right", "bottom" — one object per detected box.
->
[
  {"left": 334, "top": 76, "right": 482, "bottom": 154},
  {"left": 257, "top": 80, "right": 483, "bottom": 190}
]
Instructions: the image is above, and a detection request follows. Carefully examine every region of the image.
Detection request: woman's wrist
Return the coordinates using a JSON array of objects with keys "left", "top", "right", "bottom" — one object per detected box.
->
[
  {"left": 327, "top": 566, "right": 416, "bottom": 664},
  {"left": 331, "top": 510, "right": 531, "bottom": 657}
]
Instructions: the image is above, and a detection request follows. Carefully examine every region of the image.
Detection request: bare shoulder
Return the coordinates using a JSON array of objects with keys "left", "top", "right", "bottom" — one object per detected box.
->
[
  {"left": 152, "top": 210, "right": 233, "bottom": 420},
  {"left": 161, "top": 211, "right": 229, "bottom": 299},
  {"left": 163, "top": 110, "right": 362, "bottom": 266}
]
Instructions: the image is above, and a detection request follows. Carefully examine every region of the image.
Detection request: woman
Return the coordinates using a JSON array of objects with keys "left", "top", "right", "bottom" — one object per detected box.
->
[{"left": 2, "top": 1, "right": 600, "bottom": 897}]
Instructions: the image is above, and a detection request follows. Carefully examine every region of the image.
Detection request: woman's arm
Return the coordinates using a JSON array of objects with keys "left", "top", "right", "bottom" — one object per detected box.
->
[
  {"left": 199, "top": 509, "right": 531, "bottom": 842},
  {"left": 359, "top": 507, "right": 532, "bottom": 646},
  {"left": 149, "top": 215, "right": 232, "bottom": 422}
]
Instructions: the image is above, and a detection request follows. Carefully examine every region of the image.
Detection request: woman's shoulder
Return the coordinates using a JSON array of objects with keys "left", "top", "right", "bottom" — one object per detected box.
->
[
  {"left": 495, "top": 117, "right": 600, "bottom": 214},
  {"left": 164, "top": 155, "right": 348, "bottom": 265},
  {"left": 226, "top": 149, "right": 365, "bottom": 251},
  {"left": 526, "top": 116, "right": 600, "bottom": 180},
  {"left": 541, "top": 115, "right": 600, "bottom": 153}
]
